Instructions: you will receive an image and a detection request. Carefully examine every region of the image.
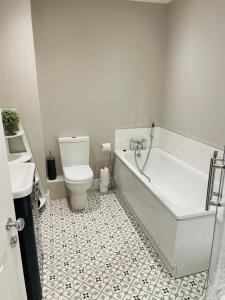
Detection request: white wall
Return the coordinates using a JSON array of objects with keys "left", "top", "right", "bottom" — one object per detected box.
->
[{"left": 162, "top": 0, "right": 225, "bottom": 149}]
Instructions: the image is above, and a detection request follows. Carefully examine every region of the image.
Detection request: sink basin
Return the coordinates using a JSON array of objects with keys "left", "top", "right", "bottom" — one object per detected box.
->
[
  {"left": 9, "top": 163, "right": 35, "bottom": 199},
  {"left": 8, "top": 152, "right": 32, "bottom": 165}
]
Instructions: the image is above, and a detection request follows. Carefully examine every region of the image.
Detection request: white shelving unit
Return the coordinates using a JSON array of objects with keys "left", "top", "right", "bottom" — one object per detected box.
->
[
  {"left": 3, "top": 108, "right": 48, "bottom": 208},
  {"left": 5, "top": 130, "right": 24, "bottom": 139}
]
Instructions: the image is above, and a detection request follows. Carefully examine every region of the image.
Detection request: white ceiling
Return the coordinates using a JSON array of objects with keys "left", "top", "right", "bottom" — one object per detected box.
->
[{"left": 130, "top": 0, "right": 173, "bottom": 4}]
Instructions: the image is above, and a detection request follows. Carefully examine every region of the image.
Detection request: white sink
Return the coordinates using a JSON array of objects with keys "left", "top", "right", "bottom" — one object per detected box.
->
[
  {"left": 8, "top": 152, "right": 32, "bottom": 165},
  {"left": 9, "top": 163, "right": 35, "bottom": 199}
]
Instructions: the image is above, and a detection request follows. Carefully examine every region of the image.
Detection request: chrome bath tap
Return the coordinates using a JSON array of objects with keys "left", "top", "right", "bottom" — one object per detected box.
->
[{"left": 130, "top": 139, "right": 146, "bottom": 152}]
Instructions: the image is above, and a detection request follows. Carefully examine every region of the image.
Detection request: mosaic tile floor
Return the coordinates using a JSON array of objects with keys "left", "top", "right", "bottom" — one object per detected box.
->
[{"left": 39, "top": 192, "right": 207, "bottom": 300}]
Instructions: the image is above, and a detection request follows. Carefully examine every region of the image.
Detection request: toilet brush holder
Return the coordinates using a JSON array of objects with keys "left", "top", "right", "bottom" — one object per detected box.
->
[{"left": 47, "top": 151, "right": 56, "bottom": 180}]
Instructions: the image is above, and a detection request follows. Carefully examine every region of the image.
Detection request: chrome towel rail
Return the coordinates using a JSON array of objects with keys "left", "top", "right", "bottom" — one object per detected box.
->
[{"left": 205, "top": 148, "right": 225, "bottom": 211}]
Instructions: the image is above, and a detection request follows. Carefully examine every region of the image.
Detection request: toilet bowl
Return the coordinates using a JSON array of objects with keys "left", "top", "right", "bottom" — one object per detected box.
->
[
  {"left": 63, "top": 165, "right": 93, "bottom": 209},
  {"left": 58, "top": 136, "right": 93, "bottom": 210}
]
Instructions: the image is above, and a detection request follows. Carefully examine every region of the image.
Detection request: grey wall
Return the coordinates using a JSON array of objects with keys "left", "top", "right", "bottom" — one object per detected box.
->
[
  {"left": 0, "top": 0, "right": 47, "bottom": 191},
  {"left": 162, "top": 0, "right": 225, "bottom": 149},
  {"left": 31, "top": 0, "right": 167, "bottom": 177}
]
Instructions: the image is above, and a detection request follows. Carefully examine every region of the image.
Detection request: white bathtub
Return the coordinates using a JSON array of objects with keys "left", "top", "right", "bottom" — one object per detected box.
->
[{"left": 114, "top": 148, "right": 215, "bottom": 277}]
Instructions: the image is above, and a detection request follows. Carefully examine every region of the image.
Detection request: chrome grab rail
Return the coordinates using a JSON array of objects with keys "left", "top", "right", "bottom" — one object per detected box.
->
[{"left": 205, "top": 147, "right": 225, "bottom": 211}]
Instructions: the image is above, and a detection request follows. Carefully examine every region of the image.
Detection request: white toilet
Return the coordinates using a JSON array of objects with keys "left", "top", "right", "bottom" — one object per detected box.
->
[{"left": 58, "top": 136, "right": 93, "bottom": 209}]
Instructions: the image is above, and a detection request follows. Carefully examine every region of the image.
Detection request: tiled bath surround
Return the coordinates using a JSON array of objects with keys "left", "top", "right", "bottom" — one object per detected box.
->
[
  {"left": 115, "top": 127, "right": 222, "bottom": 175},
  {"left": 115, "top": 128, "right": 160, "bottom": 152}
]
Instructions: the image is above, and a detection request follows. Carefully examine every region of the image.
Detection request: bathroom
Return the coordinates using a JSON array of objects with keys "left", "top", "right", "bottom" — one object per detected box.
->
[{"left": 0, "top": 0, "right": 225, "bottom": 299}]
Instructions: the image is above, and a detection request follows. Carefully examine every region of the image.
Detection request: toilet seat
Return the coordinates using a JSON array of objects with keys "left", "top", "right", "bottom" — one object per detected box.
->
[{"left": 63, "top": 165, "right": 93, "bottom": 182}]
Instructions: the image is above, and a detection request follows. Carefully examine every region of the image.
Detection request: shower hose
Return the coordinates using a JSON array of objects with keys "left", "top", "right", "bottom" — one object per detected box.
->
[{"left": 134, "top": 124, "right": 154, "bottom": 182}]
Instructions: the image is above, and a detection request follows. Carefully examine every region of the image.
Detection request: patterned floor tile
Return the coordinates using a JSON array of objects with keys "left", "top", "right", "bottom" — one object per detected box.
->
[{"left": 38, "top": 192, "right": 207, "bottom": 300}]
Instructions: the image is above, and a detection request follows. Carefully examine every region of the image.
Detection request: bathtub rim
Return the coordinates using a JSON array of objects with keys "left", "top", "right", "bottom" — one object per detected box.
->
[{"left": 114, "top": 149, "right": 215, "bottom": 221}]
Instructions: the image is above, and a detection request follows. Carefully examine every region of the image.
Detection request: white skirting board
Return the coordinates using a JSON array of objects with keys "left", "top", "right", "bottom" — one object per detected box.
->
[
  {"left": 47, "top": 175, "right": 64, "bottom": 184},
  {"left": 46, "top": 177, "right": 114, "bottom": 200}
]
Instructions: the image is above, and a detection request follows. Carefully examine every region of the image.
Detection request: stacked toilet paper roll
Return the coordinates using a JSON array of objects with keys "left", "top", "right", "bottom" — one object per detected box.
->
[
  {"left": 100, "top": 143, "right": 112, "bottom": 152},
  {"left": 100, "top": 167, "right": 110, "bottom": 193}
]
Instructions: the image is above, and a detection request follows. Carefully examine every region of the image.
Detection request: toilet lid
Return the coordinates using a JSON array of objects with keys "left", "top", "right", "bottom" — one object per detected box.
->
[{"left": 63, "top": 165, "right": 93, "bottom": 182}]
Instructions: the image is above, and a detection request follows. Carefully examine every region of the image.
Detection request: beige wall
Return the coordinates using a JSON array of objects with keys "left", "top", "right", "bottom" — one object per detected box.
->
[
  {"left": 31, "top": 0, "right": 167, "bottom": 177},
  {"left": 2, "top": 0, "right": 223, "bottom": 188},
  {"left": 0, "top": 0, "right": 47, "bottom": 191},
  {"left": 162, "top": 0, "right": 225, "bottom": 149}
]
